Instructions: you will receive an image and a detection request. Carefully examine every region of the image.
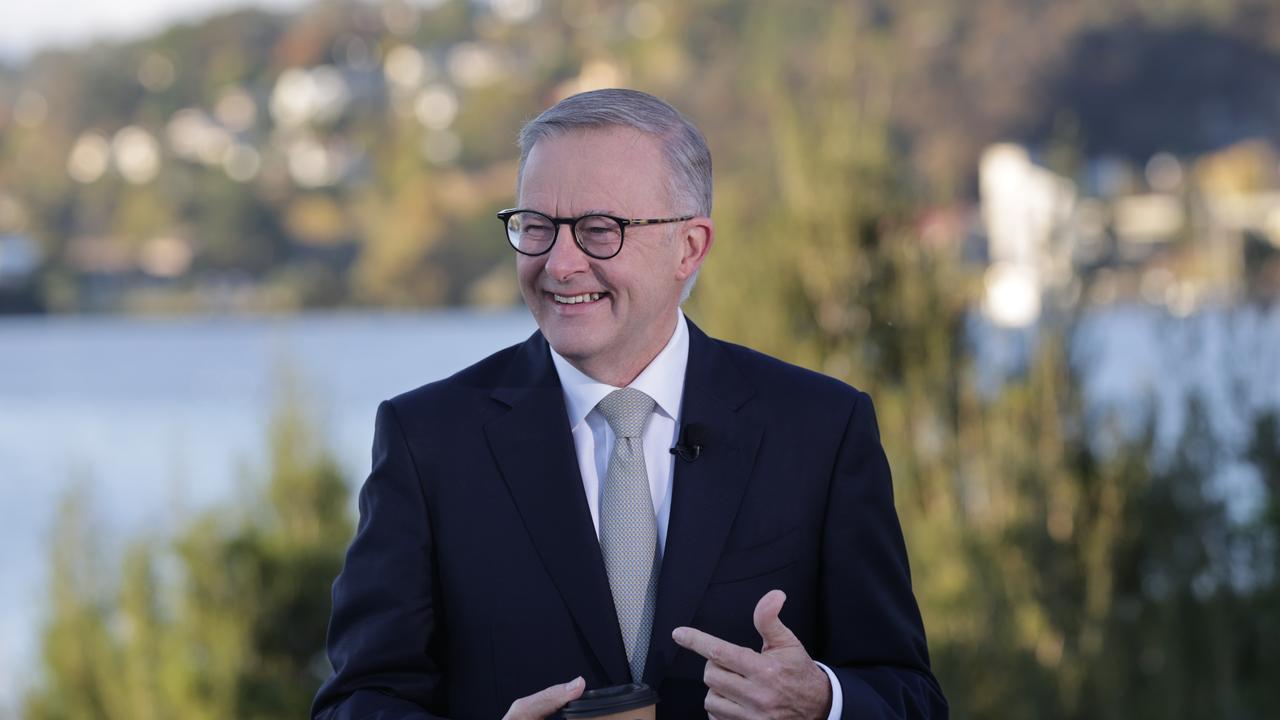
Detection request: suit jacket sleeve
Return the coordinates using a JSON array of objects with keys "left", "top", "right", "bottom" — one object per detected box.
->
[
  {"left": 822, "top": 391, "right": 949, "bottom": 719},
  {"left": 312, "top": 400, "right": 448, "bottom": 720}
]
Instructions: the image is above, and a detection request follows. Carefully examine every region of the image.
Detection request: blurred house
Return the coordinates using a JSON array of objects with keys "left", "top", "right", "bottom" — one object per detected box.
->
[
  {"left": 976, "top": 138, "right": 1280, "bottom": 324},
  {"left": 978, "top": 144, "right": 1077, "bottom": 328}
]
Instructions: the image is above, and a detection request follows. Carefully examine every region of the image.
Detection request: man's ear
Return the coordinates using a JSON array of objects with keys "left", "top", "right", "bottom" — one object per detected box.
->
[{"left": 675, "top": 217, "right": 714, "bottom": 283}]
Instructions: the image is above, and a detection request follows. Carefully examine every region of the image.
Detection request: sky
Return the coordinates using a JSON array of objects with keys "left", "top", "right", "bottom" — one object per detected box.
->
[{"left": 1, "top": 0, "right": 310, "bottom": 60}]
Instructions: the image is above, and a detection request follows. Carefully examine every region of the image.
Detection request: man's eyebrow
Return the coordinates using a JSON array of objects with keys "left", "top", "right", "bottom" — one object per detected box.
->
[{"left": 530, "top": 208, "right": 619, "bottom": 218}]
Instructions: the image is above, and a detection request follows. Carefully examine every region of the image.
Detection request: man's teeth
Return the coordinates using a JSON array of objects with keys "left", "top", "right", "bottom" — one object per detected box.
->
[{"left": 553, "top": 292, "right": 604, "bottom": 304}]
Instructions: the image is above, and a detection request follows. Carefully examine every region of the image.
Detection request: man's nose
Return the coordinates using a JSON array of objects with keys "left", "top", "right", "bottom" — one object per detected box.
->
[{"left": 544, "top": 223, "right": 589, "bottom": 281}]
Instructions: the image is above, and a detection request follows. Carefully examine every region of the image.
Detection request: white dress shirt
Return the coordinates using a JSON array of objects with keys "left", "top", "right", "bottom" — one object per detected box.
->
[
  {"left": 549, "top": 309, "right": 687, "bottom": 558},
  {"left": 548, "top": 309, "right": 844, "bottom": 719}
]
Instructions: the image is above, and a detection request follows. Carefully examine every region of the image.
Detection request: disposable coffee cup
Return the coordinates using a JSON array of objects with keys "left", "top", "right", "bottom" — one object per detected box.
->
[{"left": 560, "top": 682, "right": 659, "bottom": 720}]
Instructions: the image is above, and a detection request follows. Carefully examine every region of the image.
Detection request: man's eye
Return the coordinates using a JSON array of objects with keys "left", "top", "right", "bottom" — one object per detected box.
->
[
  {"left": 579, "top": 220, "right": 619, "bottom": 235},
  {"left": 519, "top": 222, "right": 553, "bottom": 236}
]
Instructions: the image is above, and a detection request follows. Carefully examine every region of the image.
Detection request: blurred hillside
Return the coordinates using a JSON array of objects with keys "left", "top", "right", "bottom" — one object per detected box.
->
[{"left": 1, "top": 0, "right": 1279, "bottom": 314}]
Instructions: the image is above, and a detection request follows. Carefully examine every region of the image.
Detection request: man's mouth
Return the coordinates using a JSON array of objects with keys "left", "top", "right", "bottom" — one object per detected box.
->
[{"left": 551, "top": 292, "right": 607, "bottom": 305}]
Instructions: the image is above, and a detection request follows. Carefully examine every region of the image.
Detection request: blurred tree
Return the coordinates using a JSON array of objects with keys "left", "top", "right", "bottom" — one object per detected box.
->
[
  {"left": 22, "top": 490, "right": 116, "bottom": 720},
  {"left": 683, "top": 2, "right": 1280, "bottom": 719},
  {"left": 24, "top": 381, "right": 352, "bottom": 720}
]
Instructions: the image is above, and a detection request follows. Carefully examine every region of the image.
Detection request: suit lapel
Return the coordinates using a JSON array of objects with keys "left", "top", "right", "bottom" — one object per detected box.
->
[
  {"left": 484, "top": 332, "right": 631, "bottom": 685},
  {"left": 643, "top": 321, "right": 764, "bottom": 686}
]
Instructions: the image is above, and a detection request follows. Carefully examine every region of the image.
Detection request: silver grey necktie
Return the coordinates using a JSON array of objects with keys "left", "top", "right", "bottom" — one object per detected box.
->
[{"left": 595, "top": 387, "right": 659, "bottom": 682}]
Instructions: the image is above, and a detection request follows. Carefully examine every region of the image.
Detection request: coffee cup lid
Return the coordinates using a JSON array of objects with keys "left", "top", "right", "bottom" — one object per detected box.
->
[{"left": 560, "top": 683, "right": 659, "bottom": 718}]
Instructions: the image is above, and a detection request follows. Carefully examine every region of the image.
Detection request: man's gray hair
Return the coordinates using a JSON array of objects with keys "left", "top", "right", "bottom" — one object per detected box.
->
[
  {"left": 516, "top": 88, "right": 712, "bottom": 302},
  {"left": 516, "top": 88, "right": 713, "bottom": 217}
]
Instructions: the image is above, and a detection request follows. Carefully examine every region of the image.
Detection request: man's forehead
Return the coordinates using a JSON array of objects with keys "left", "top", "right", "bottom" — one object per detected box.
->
[
  {"left": 518, "top": 126, "right": 671, "bottom": 205},
  {"left": 528, "top": 124, "right": 662, "bottom": 157}
]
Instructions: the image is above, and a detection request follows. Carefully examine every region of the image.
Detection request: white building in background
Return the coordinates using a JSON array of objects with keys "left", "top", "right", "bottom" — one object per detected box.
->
[
  {"left": 975, "top": 138, "right": 1280, "bottom": 315},
  {"left": 979, "top": 144, "right": 1078, "bottom": 328}
]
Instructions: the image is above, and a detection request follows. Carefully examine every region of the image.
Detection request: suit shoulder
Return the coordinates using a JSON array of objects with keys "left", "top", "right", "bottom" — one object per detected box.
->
[
  {"left": 709, "top": 337, "right": 885, "bottom": 449},
  {"left": 714, "top": 337, "right": 868, "bottom": 405},
  {"left": 384, "top": 338, "right": 524, "bottom": 417}
]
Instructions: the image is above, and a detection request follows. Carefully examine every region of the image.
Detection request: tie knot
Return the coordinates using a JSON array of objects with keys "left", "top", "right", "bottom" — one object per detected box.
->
[{"left": 596, "top": 388, "right": 656, "bottom": 438}]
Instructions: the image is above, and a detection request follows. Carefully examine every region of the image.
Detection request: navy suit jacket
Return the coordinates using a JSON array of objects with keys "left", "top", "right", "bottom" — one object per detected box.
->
[{"left": 313, "top": 320, "right": 947, "bottom": 719}]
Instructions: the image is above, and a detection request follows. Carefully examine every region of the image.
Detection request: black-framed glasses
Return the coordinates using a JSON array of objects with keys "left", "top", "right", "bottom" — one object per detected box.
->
[{"left": 496, "top": 208, "right": 694, "bottom": 260}]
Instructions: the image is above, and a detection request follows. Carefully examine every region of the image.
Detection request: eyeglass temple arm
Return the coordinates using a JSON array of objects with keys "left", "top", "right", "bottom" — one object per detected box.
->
[{"left": 625, "top": 215, "right": 695, "bottom": 226}]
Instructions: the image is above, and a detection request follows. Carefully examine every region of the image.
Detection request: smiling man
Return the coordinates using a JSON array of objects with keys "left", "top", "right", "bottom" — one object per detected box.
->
[
  {"left": 313, "top": 89, "right": 947, "bottom": 720},
  {"left": 511, "top": 124, "right": 703, "bottom": 387}
]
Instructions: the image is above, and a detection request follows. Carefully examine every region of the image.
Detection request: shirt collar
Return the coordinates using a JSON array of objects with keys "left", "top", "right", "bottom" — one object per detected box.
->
[{"left": 549, "top": 309, "right": 689, "bottom": 429}]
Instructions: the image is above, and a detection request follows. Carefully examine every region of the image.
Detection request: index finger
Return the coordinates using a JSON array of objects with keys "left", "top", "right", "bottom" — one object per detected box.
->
[
  {"left": 672, "top": 626, "right": 765, "bottom": 676},
  {"left": 504, "top": 677, "right": 584, "bottom": 720}
]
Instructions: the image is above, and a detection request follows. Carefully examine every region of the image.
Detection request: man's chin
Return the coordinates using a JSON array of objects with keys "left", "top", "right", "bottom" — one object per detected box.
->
[{"left": 541, "top": 327, "right": 603, "bottom": 362}]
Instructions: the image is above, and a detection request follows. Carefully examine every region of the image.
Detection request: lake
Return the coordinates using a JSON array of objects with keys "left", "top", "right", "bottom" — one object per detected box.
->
[{"left": 0, "top": 308, "right": 537, "bottom": 710}]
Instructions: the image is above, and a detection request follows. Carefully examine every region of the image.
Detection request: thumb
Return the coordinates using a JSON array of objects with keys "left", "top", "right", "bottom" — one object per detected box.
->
[
  {"left": 505, "top": 676, "right": 585, "bottom": 720},
  {"left": 753, "top": 589, "right": 798, "bottom": 651}
]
